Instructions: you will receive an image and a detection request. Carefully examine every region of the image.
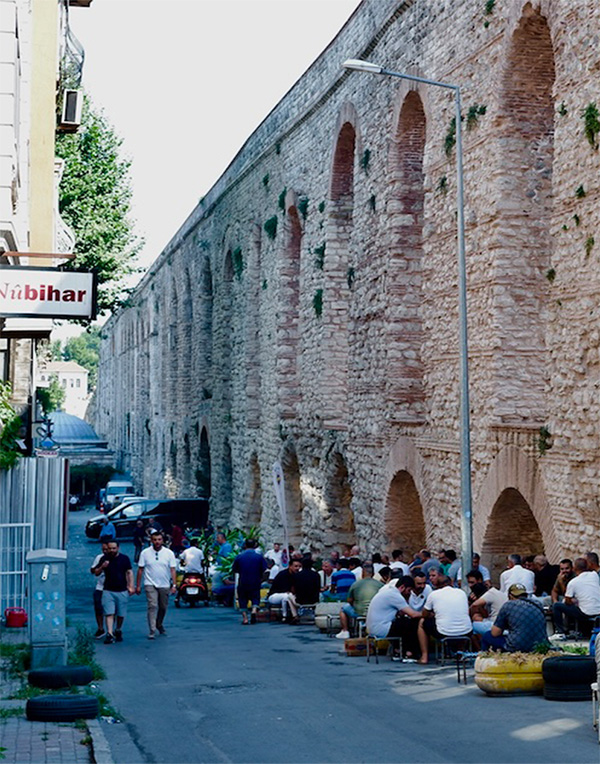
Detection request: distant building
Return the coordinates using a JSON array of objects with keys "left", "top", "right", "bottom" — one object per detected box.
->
[{"left": 38, "top": 360, "right": 89, "bottom": 419}]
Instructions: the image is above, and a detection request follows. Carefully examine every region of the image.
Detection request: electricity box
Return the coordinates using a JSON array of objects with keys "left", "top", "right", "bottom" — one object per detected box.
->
[{"left": 26, "top": 549, "right": 67, "bottom": 668}]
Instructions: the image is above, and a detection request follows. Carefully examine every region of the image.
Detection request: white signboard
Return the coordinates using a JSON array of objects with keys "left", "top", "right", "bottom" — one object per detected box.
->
[
  {"left": 272, "top": 461, "right": 289, "bottom": 558},
  {"left": 0, "top": 267, "right": 96, "bottom": 319}
]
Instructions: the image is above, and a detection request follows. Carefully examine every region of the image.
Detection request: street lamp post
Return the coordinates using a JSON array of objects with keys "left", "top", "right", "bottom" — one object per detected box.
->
[{"left": 342, "top": 59, "right": 473, "bottom": 588}]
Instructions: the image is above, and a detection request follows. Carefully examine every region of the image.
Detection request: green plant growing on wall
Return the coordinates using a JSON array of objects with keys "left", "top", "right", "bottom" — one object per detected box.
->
[
  {"left": 558, "top": 102, "right": 568, "bottom": 117},
  {"left": 444, "top": 117, "right": 457, "bottom": 156},
  {"left": 298, "top": 197, "right": 309, "bottom": 220},
  {"left": 538, "top": 426, "right": 552, "bottom": 456},
  {"left": 347, "top": 267, "right": 355, "bottom": 289},
  {"left": 484, "top": 0, "right": 495, "bottom": 14},
  {"left": 369, "top": 194, "right": 376, "bottom": 211},
  {"left": 0, "top": 382, "right": 23, "bottom": 470},
  {"left": 573, "top": 214, "right": 580, "bottom": 227},
  {"left": 582, "top": 102, "right": 600, "bottom": 149},
  {"left": 575, "top": 185, "right": 586, "bottom": 199},
  {"left": 264, "top": 216, "right": 278, "bottom": 240},
  {"left": 278, "top": 187, "right": 287, "bottom": 213},
  {"left": 275, "top": 142, "right": 281, "bottom": 155},
  {"left": 561, "top": 224, "right": 568, "bottom": 231},
  {"left": 360, "top": 148, "right": 371, "bottom": 173},
  {"left": 232, "top": 247, "right": 244, "bottom": 280},
  {"left": 437, "top": 175, "right": 448, "bottom": 194},
  {"left": 545, "top": 268, "right": 556, "bottom": 283},
  {"left": 466, "top": 103, "right": 487, "bottom": 131},
  {"left": 262, "top": 173, "right": 269, "bottom": 190},
  {"left": 585, "top": 235, "right": 595, "bottom": 257},
  {"left": 313, "top": 289, "right": 323, "bottom": 318},
  {"left": 313, "top": 243, "right": 326, "bottom": 269},
  {"left": 318, "top": 200, "right": 326, "bottom": 214},
  {"left": 262, "top": 279, "right": 268, "bottom": 290}
]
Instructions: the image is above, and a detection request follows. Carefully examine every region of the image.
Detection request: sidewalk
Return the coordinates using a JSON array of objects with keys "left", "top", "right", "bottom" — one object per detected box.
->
[{"left": 0, "top": 716, "right": 91, "bottom": 764}]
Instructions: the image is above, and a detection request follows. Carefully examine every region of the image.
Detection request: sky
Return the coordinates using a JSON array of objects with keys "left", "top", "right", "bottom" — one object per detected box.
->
[{"left": 68, "top": 0, "right": 363, "bottom": 283}]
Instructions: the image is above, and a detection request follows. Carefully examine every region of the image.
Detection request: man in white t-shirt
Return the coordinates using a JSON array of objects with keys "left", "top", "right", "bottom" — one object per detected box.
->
[
  {"left": 366, "top": 575, "right": 422, "bottom": 658},
  {"left": 470, "top": 586, "right": 508, "bottom": 635},
  {"left": 264, "top": 543, "right": 283, "bottom": 567},
  {"left": 180, "top": 539, "right": 204, "bottom": 573},
  {"left": 136, "top": 531, "right": 177, "bottom": 639},
  {"left": 417, "top": 574, "right": 472, "bottom": 664},
  {"left": 552, "top": 557, "right": 600, "bottom": 636},
  {"left": 499, "top": 554, "right": 535, "bottom": 595},
  {"left": 408, "top": 572, "right": 432, "bottom": 612},
  {"left": 389, "top": 549, "right": 410, "bottom": 576}
]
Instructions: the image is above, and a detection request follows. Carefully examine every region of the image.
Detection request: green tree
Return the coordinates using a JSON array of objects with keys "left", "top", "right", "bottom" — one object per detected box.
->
[
  {"left": 55, "top": 95, "right": 143, "bottom": 314},
  {"left": 36, "top": 374, "right": 65, "bottom": 415},
  {"left": 63, "top": 325, "right": 101, "bottom": 390},
  {"left": 0, "top": 382, "right": 24, "bottom": 469}
]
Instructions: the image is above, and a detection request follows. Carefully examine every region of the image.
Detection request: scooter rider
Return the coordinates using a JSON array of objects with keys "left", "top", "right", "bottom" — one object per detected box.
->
[{"left": 180, "top": 538, "right": 204, "bottom": 573}]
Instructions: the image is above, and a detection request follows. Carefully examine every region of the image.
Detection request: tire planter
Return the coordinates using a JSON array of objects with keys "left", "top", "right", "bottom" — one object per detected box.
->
[
  {"left": 474, "top": 653, "right": 546, "bottom": 696},
  {"left": 26, "top": 695, "right": 98, "bottom": 722},
  {"left": 28, "top": 665, "right": 93, "bottom": 689},
  {"left": 542, "top": 655, "right": 596, "bottom": 701}
]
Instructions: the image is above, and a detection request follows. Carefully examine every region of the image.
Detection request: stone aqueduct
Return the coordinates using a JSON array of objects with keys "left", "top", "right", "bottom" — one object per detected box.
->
[{"left": 93, "top": 0, "right": 600, "bottom": 576}]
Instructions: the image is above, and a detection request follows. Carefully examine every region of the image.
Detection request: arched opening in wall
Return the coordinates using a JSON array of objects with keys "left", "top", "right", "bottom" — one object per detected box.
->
[
  {"left": 384, "top": 470, "right": 426, "bottom": 558},
  {"left": 324, "top": 121, "right": 355, "bottom": 429},
  {"left": 221, "top": 438, "right": 233, "bottom": 521},
  {"left": 493, "top": 6, "right": 555, "bottom": 422},
  {"left": 182, "top": 432, "right": 191, "bottom": 491},
  {"left": 246, "top": 453, "right": 262, "bottom": 528},
  {"left": 323, "top": 452, "right": 355, "bottom": 551},
  {"left": 196, "top": 427, "right": 211, "bottom": 498},
  {"left": 180, "top": 269, "right": 193, "bottom": 415},
  {"left": 219, "top": 251, "right": 234, "bottom": 409},
  {"left": 281, "top": 447, "right": 302, "bottom": 545},
  {"left": 481, "top": 488, "right": 544, "bottom": 584},
  {"left": 245, "top": 224, "right": 262, "bottom": 428},
  {"left": 387, "top": 91, "right": 426, "bottom": 422},
  {"left": 277, "top": 204, "right": 301, "bottom": 419},
  {"left": 199, "top": 258, "right": 213, "bottom": 399}
]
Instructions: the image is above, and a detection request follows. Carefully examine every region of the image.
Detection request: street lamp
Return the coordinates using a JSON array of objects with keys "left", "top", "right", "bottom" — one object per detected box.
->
[{"left": 343, "top": 59, "right": 473, "bottom": 588}]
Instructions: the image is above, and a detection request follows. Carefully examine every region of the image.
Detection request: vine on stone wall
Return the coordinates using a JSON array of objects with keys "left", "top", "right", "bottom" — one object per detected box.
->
[
  {"left": 575, "top": 185, "right": 586, "bottom": 199},
  {"left": 360, "top": 148, "right": 371, "bottom": 173},
  {"left": 262, "top": 173, "right": 269, "bottom": 190},
  {"left": 313, "top": 243, "right": 326, "bottom": 269},
  {"left": 368, "top": 194, "right": 376, "bottom": 212},
  {"left": 313, "top": 289, "right": 323, "bottom": 318},
  {"left": 545, "top": 268, "right": 556, "bottom": 283},
  {"left": 232, "top": 247, "right": 244, "bottom": 280},
  {"left": 585, "top": 236, "right": 595, "bottom": 257},
  {"left": 278, "top": 187, "right": 287, "bottom": 213},
  {"left": 298, "top": 197, "right": 309, "bottom": 220},
  {"left": 264, "top": 216, "right": 278, "bottom": 240},
  {"left": 318, "top": 201, "right": 325, "bottom": 214},
  {"left": 538, "top": 426, "right": 553, "bottom": 456},
  {"left": 466, "top": 103, "right": 487, "bottom": 131},
  {"left": 582, "top": 102, "right": 600, "bottom": 149}
]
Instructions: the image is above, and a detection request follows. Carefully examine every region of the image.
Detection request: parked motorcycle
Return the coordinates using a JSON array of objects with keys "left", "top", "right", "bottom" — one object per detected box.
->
[{"left": 174, "top": 570, "right": 209, "bottom": 608}]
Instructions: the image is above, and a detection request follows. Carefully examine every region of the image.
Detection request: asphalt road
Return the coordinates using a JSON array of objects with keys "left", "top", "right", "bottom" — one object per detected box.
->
[{"left": 66, "top": 511, "right": 598, "bottom": 764}]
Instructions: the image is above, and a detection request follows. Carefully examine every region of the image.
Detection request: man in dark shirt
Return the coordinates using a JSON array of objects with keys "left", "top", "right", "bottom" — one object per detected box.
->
[
  {"left": 293, "top": 556, "right": 321, "bottom": 606},
  {"left": 232, "top": 539, "right": 267, "bottom": 625},
  {"left": 267, "top": 558, "right": 301, "bottom": 622},
  {"left": 482, "top": 583, "right": 549, "bottom": 653},
  {"left": 93, "top": 540, "right": 134, "bottom": 644},
  {"left": 533, "top": 555, "right": 560, "bottom": 600}
]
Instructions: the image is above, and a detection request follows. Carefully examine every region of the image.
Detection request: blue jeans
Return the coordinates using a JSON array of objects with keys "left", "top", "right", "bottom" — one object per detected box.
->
[{"left": 481, "top": 631, "right": 506, "bottom": 651}]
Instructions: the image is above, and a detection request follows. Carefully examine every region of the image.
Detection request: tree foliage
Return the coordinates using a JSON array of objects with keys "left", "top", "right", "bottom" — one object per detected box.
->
[
  {"left": 36, "top": 374, "right": 66, "bottom": 415},
  {"left": 63, "top": 326, "right": 101, "bottom": 390},
  {"left": 0, "top": 382, "right": 24, "bottom": 469},
  {"left": 55, "top": 95, "right": 143, "bottom": 314}
]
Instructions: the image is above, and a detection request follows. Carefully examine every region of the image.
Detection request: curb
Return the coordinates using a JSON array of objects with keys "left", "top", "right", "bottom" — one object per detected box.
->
[{"left": 87, "top": 719, "right": 114, "bottom": 764}]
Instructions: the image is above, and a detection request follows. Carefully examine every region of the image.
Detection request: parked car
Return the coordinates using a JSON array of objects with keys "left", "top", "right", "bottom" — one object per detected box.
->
[{"left": 85, "top": 498, "right": 209, "bottom": 540}]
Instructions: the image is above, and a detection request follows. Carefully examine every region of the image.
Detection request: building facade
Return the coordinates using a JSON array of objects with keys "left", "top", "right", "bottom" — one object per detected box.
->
[{"left": 95, "top": 0, "right": 600, "bottom": 574}]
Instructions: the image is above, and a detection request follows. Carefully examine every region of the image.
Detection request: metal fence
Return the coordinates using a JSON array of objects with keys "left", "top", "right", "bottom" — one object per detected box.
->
[{"left": 0, "top": 458, "right": 68, "bottom": 618}]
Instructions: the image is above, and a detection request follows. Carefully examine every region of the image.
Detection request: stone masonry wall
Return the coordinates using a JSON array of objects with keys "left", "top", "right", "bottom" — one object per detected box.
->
[{"left": 94, "top": 0, "right": 600, "bottom": 579}]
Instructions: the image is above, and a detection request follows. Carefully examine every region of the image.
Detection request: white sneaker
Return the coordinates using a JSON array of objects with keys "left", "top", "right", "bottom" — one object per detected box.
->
[{"left": 335, "top": 630, "right": 350, "bottom": 640}]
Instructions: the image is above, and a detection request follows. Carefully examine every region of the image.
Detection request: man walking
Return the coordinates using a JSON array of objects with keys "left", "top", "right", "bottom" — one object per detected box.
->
[
  {"left": 136, "top": 531, "right": 177, "bottom": 639},
  {"left": 93, "top": 540, "right": 134, "bottom": 644},
  {"left": 232, "top": 539, "right": 267, "bottom": 625}
]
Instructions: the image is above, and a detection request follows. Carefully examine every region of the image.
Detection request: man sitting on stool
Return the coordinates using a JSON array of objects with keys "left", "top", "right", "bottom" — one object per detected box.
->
[
  {"left": 417, "top": 573, "right": 471, "bottom": 664},
  {"left": 335, "top": 562, "right": 382, "bottom": 639},
  {"left": 366, "top": 575, "right": 422, "bottom": 659},
  {"left": 482, "top": 583, "right": 549, "bottom": 652}
]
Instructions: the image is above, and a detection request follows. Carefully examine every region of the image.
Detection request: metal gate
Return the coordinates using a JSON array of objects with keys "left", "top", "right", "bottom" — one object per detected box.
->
[{"left": 0, "top": 522, "right": 33, "bottom": 615}]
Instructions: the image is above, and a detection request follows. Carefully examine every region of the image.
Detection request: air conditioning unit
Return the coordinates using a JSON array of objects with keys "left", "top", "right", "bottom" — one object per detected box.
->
[{"left": 59, "top": 90, "right": 83, "bottom": 130}]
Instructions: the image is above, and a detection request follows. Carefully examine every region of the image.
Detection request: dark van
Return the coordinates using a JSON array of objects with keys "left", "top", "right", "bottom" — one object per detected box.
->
[{"left": 85, "top": 498, "right": 209, "bottom": 540}]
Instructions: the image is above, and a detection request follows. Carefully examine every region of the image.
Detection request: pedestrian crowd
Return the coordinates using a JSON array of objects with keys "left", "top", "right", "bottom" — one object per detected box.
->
[{"left": 90, "top": 523, "right": 600, "bottom": 664}]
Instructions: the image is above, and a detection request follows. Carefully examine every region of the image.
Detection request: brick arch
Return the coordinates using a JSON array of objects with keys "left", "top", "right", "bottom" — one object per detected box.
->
[
  {"left": 382, "top": 436, "right": 428, "bottom": 556},
  {"left": 198, "top": 257, "right": 213, "bottom": 397},
  {"left": 385, "top": 89, "right": 426, "bottom": 423},
  {"left": 280, "top": 443, "right": 303, "bottom": 545},
  {"left": 277, "top": 192, "right": 302, "bottom": 419},
  {"left": 196, "top": 425, "right": 211, "bottom": 498},
  {"left": 490, "top": 3, "right": 555, "bottom": 424},
  {"left": 322, "top": 105, "right": 358, "bottom": 430},
  {"left": 474, "top": 445, "right": 560, "bottom": 567},
  {"left": 322, "top": 451, "right": 355, "bottom": 551}
]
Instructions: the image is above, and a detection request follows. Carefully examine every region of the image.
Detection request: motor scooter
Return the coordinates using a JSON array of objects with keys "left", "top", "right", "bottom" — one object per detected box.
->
[{"left": 174, "top": 569, "right": 209, "bottom": 608}]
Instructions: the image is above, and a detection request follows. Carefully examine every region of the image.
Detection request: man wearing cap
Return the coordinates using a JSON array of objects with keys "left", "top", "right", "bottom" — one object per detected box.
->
[{"left": 481, "top": 583, "right": 549, "bottom": 652}]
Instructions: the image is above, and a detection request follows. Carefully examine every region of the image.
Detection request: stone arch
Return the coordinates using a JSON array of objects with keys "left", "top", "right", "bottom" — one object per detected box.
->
[
  {"left": 322, "top": 451, "right": 355, "bottom": 551},
  {"left": 382, "top": 436, "right": 428, "bottom": 556},
  {"left": 277, "top": 193, "right": 302, "bottom": 419},
  {"left": 246, "top": 452, "right": 262, "bottom": 528},
  {"left": 491, "top": 3, "right": 555, "bottom": 423},
  {"left": 281, "top": 444, "right": 302, "bottom": 545},
  {"left": 196, "top": 426, "right": 211, "bottom": 497},
  {"left": 386, "top": 89, "right": 426, "bottom": 422},
  {"left": 481, "top": 488, "right": 544, "bottom": 583},
  {"left": 323, "top": 105, "right": 358, "bottom": 430},
  {"left": 218, "top": 250, "right": 234, "bottom": 411},
  {"left": 474, "top": 445, "right": 560, "bottom": 570},
  {"left": 245, "top": 224, "right": 262, "bottom": 428}
]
